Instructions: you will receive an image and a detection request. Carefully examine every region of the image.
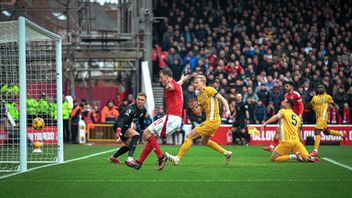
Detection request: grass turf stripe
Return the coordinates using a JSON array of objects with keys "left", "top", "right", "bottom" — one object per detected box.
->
[
  {"left": 7, "top": 178, "right": 352, "bottom": 182},
  {"left": 322, "top": 157, "right": 352, "bottom": 172}
]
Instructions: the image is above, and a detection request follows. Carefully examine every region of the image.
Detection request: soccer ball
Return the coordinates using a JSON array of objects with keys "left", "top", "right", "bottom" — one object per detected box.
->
[
  {"left": 32, "top": 117, "right": 45, "bottom": 130},
  {"left": 33, "top": 140, "right": 43, "bottom": 153},
  {"left": 33, "top": 140, "right": 42, "bottom": 149}
]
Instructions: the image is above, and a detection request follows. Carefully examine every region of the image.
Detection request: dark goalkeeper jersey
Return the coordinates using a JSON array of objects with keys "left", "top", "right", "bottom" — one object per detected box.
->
[{"left": 113, "top": 103, "right": 147, "bottom": 131}]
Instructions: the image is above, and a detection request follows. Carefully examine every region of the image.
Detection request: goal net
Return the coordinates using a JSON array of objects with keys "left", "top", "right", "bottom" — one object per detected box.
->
[{"left": 0, "top": 17, "right": 63, "bottom": 172}]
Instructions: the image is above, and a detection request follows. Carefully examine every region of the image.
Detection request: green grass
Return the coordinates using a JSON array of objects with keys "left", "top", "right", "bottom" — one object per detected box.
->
[{"left": 1, "top": 144, "right": 352, "bottom": 198}]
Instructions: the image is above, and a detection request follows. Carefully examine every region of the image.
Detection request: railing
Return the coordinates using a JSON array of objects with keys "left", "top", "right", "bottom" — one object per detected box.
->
[{"left": 86, "top": 124, "right": 115, "bottom": 142}]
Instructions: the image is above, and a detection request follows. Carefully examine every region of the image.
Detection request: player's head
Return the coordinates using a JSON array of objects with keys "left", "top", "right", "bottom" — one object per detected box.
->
[
  {"left": 136, "top": 93, "right": 146, "bottom": 109},
  {"left": 159, "top": 68, "right": 173, "bottom": 86},
  {"left": 317, "top": 83, "right": 327, "bottom": 94},
  {"left": 284, "top": 80, "right": 295, "bottom": 93},
  {"left": 193, "top": 75, "right": 206, "bottom": 90},
  {"left": 283, "top": 98, "right": 295, "bottom": 109}
]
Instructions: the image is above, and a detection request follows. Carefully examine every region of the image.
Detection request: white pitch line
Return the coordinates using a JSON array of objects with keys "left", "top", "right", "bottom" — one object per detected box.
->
[
  {"left": 8, "top": 178, "right": 352, "bottom": 183},
  {"left": 0, "top": 148, "right": 116, "bottom": 180},
  {"left": 322, "top": 157, "right": 352, "bottom": 172}
]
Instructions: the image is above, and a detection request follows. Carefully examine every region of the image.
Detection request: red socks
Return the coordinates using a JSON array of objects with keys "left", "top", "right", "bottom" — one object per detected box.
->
[
  {"left": 137, "top": 136, "right": 163, "bottom": 163},
  {"left": 137, "top": 141, "right": 152, "bottom": 163}
]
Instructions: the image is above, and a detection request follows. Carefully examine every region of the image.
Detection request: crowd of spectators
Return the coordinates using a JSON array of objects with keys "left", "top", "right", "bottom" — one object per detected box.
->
[{"left": 154, "top": 0, "right": 352, "bottom": 126}]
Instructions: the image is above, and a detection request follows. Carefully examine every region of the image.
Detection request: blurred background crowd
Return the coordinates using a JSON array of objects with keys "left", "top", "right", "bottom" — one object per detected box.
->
[{"left": 152, "top": 0, "right": 352, "bottom": 126}]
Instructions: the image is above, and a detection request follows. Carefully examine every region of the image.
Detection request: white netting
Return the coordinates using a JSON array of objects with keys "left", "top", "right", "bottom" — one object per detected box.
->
[
  {"left": 0, "top": 20, "right": 59, "bottom": 172},
  {"left": 0, "top": 21, "right": 53, "bottom": 44}
]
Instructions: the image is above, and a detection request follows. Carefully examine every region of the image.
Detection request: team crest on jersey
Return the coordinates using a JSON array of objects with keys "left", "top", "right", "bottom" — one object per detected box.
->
[
  {"left": 320, "top": 98, "right": 325, "bottom": 102},
  {"left": 201, "top": 94, "right": 205, "bottom": 101},
  {"left": 125, "top": 109, "right": 131, "bottom": 116}
]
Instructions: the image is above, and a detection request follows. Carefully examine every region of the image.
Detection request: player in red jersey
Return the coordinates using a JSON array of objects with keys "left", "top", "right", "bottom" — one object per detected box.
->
[
  {"left": 126, "top": 68, "right": 192, "bottom": 170},
  {"left": 263, "top": 80, "right": 304, "bottom": 152}
]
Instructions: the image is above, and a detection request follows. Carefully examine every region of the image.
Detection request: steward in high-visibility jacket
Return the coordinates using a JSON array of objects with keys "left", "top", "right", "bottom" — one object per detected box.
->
[
  {"left": 6, "top": 102, "right": 19, "bottom": 121},
  {"left": 0, "top": 84, "right": 9, "bottom": 93},
  {"left": 27, "top": 97, "right": 38, "bottom": 116},
  {"left": 9, "top": 85, "right": 19, "bottom": 95},
  {"left": 50, "top": 102, "right": 58, "bottom": 121},
  {"left": 37, "top": 93, "right": 50, "bottom": 123},
  {"left": 63, "top": 100, "right": 72, "bottom": 120},
  {"left": 62, "top": 98, "right": 73, "bottom": 143}
]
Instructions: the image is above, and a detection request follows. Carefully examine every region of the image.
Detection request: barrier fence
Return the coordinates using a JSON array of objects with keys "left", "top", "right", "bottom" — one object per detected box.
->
[{"left": 2, "top": 124, "right": 349, "bottom": 146}]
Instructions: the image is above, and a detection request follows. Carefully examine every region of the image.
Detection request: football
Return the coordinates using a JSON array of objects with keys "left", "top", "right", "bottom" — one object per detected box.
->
[
  {"left": 32, "top": 117, "right": 45, "bottom": 130},
  {"left": 33, "top": 140, "right": 42, "bottom": 149}
]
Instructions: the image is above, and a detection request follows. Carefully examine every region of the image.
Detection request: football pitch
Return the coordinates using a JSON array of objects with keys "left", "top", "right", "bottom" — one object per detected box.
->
[{"left": 1, "top": 144, "right": 352, "bottom": 198}]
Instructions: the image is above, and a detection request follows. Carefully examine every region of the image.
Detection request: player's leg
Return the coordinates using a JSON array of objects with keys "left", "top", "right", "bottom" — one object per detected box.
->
[
  {"left": 197, "top": 121, "right": 225, "bottom": 154},
  {"left": 131, "top": 116, "right": 169, "bottom": 170},
  {"left": 232, "top": 123, "right": 242, "bottom": 145},
  {"left": 311, "top": 128, "right": 322, "bottom": 156},
  {"left": 311, "top": 118, "right": 328, "bottom": 156},
  {"left": 198, "top": 120, "right": 233, "bottom": 164},
  {"left": 165, "top": 128, "right": 200, "bottom": 165},
  {"left": 109, "top": 125, "right": 130, "bottom": 163},
  {"left": 201, "top": 135, "right": 225, "bottom": 153},
  {"left": 123, "top": 128, "right": 140, "bottom": 163},
  {"left": 271, "top": 142, "right": 295, "bottom": 162},
  {"left": 323, "top": 128, "right": 346, "bottom": 139},
  {"left": 109, "top": 140, "right": 129, "bottom": 164},
  {"left": 294, "top": 141, "right": 320, "bottom": 163},
  {"left": 136, "top": 129, "right": 164, "bottom": 164},
  {"left": 201, "top": 135, "right": 233, "bottom": 164},
  {"left": 231, "top": 126, "right": 238, "bottom": 145},
  {"left": 240, "top": 126, "right": 250, "bottom": 146}
]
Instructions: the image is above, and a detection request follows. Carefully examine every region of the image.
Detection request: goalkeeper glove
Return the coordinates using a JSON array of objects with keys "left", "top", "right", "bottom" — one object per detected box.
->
[{"left": 116, "top": 128, "right": 122, "bottom": 141}]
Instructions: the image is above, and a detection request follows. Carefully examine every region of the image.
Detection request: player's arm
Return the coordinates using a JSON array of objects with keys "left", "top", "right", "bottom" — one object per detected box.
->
[
  {"left": 293, "top": 92, "right": 304, "bottom": 119},
  {"left": 331, "top": 102, "right": 340, "bottom": 111},
  {"left": 261, "top": 112, "right": 283, "bottom": 131},
  {"left": 177, "top": 74, "right": 194, "bottom": 86},
  {"left": 215, "top": 93, "right": 231, "bottom": 117},
  {"left": 298, "top": 99, "right": 304, "bottom": 118},
  {"left": 117, "top": 105, "right": 135, "bottom": 128},
  {"left": 298, "top": 127, "right": 303, "bottom": 143},
  {"left": 139, "top": 111, "right": 146, "bottom": 130},
  {"left": 189, "top": 99, "right": 203, "bottom": 116},
  {"left": 327, "top": 95, "right": 339, "bottom": 111}
]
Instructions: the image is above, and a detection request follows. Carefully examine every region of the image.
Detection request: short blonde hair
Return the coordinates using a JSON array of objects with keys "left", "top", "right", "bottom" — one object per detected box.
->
[{"left": 194, "top": 75, "right": 206, "bottom": 83}]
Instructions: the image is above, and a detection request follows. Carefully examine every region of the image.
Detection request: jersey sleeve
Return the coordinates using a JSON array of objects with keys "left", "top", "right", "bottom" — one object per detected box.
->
[
  {"left": 309, "top": 96, "right": 315, "bottom": 107},
  {"left": 116, "top": 105, "right": 135, "bottom": 128},
  {"left": 205, "top": 86, "right": 218, "bottom": 97},
  {"left": 139, "top": 110, "right": 147, "bottom": 130},
  {"left": 197, "top": 94, "right": 202, "bottom": 106},
  {"left": 294, "top": 92, "right": 302, "bottom": 101},
  {"left": 327, "top": 94, "right": 334, "bottom": 103},
  {"left": 169, "top": 80, "right": 180, "bottom": 92}
]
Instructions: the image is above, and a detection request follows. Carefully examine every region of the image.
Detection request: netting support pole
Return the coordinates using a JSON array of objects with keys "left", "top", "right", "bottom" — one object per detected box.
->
[
  {"left": 18, "top": 16, "right": 27, "bottom": 172},
  {"left": 56, "top": 39, "right": 64, "bottom": 163}
]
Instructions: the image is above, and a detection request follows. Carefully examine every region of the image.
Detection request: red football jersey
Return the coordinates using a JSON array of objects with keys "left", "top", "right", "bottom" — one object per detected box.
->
[
  {"left": 284, "top": 91, "right": 304, "bottom": 116},
  {"left": 165, "top": 79, "right": 183, "bottom": 117}
]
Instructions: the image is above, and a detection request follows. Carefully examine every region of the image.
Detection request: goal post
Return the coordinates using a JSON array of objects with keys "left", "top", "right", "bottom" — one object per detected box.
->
[{"left": 0, "top": 16, "right": 63, "bottom": 172}]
